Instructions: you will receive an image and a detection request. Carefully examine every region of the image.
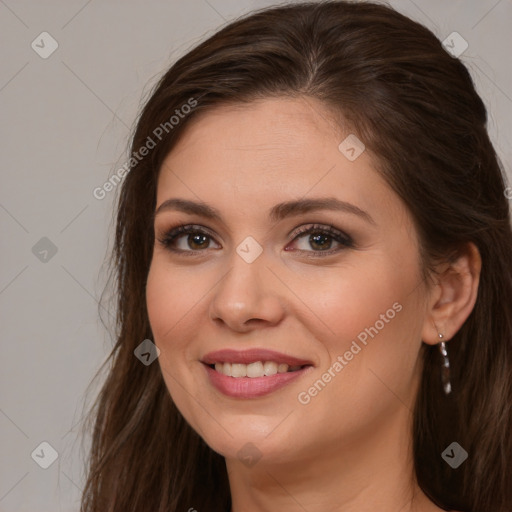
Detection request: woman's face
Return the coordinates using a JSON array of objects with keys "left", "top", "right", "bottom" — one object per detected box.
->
[{"left": 146, "top": 97, "right": 430, "bottom": 466}]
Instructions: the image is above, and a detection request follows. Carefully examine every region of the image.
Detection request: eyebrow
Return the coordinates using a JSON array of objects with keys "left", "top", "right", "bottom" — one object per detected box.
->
[{"left": 153, "top": 197, "right": 375, "bottom": 225}]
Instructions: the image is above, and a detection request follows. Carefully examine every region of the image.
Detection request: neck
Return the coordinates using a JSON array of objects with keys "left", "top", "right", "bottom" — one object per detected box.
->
[{"left": 225, "top": 405, "right": 443, "bottom": 512}]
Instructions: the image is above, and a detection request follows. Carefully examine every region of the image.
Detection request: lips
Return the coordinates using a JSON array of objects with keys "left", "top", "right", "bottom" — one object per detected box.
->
[
  {"left": 200, "top": 348, "right": 314, "bottom": 398},
  {"left": 201, "top": 348, "right": 313, "bottom": 367}
]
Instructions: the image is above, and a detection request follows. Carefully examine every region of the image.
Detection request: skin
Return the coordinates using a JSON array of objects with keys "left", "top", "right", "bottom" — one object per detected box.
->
[{"left": 145, "top": 97, "right": 480, "bottom": 512}]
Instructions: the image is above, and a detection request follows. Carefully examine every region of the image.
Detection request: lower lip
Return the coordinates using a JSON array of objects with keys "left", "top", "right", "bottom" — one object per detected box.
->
[{"left": 202, "top": 363, "right": 313, "bottom": 398}]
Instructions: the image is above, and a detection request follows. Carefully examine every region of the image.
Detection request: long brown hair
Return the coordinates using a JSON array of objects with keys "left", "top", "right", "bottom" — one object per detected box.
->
[{"left": 79, "top": 2, "right": 512, "bottom": 511}]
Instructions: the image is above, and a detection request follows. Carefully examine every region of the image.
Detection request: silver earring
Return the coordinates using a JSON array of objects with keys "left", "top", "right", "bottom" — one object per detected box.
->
[{"left": 438, "top": 333, "right": 452, "bottom": 395}]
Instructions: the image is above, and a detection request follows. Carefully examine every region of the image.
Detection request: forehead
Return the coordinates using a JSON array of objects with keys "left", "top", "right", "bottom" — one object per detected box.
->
[
  {"left": 163, "top": 97, "right": 342, "bottom": 167},
  {"left": 155, "top": 97, "right": 399, "bottom": 223}
]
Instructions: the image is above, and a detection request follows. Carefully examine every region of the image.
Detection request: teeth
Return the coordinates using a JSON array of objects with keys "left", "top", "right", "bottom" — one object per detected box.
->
[
  {"left": 213, "top": 361, "right": 304, "bottom": 378},
  {"left": 247, "top": 361, "right": 264, "bottom": 377},
  {"left": 263, "top": 361, "right": 278, "bottom": 376},
  {"left": 231, "top": 363, "right": 247, "bottom": 377}
]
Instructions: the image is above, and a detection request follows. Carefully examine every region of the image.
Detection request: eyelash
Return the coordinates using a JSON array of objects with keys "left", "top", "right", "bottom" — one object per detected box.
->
[{"left": 156, "top": 223, "right": 354, "bottom": 258}]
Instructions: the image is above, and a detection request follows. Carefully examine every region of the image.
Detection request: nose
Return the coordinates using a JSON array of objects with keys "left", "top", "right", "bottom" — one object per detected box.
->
[{"left": 208, "top": 247, "right": 285, "bottom": 332}]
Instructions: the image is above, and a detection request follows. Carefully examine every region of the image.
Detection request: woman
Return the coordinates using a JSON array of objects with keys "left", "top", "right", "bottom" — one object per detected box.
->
[{"left": 80, "top": 2, "right": 512, "bottom": 511}]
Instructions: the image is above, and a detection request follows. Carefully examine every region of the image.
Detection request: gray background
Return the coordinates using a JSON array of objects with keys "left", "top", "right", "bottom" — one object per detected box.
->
[{"left": 1, "top": 0, "right": 510, "bottom": 510}]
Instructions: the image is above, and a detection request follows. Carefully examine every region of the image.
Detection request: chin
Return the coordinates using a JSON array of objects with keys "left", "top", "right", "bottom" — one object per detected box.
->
[{"left": 194, "top": 418, "right": 306, "bottom": 467}]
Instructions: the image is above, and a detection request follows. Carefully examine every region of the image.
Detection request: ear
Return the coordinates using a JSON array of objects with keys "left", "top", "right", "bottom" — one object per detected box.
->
[{"left": 421, "top": 242, "right": 482, "bottom": 345}]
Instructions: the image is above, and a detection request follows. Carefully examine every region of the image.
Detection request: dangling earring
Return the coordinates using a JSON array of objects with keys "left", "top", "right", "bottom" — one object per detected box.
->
[{"left": 438, "top": 333, "right": 452, "bottom": 395}]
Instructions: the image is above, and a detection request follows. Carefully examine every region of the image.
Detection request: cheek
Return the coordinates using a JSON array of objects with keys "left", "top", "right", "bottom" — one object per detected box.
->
[
  {"left": 324, "top": 278, "right": 411, "bottom": 343},
  {"left": 145, "top": 256, "right": 220, "bottom": 398},
  {"left": 298, "top": 252, "right": 422, "bottom": 352},
  {"left": 146, "top": 259, "right": 201, "bottom": 343},
  {"left": 296, "top": 259, "right": 425, "bottom": 421},
  {"left": 294, "top": 252, "right": 425, "bottom": 412},
  {"left": 145, "top": 260, "right": 202, "bottom": 408},
  {"left": 146, "top": 264, "right": 172, "bottom": 339}
]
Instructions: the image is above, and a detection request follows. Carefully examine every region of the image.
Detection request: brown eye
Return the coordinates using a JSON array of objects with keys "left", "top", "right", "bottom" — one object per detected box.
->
[
  {"left": 157, "top": 225, "right": 220, "bottom": 254},
  {"left": 288, "top": 224, "right": 353, "bottom": 256}
]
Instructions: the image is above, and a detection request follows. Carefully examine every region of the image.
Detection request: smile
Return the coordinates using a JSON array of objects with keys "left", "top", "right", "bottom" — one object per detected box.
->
[
  {"left": 210, "top": 361, "right": 306, "bottom": 377},
  {"left": 201, "top": 348, "right": 314, "bottom": 398}
]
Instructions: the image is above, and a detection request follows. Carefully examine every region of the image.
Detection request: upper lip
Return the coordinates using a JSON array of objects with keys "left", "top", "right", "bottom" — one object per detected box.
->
[{"left": 201, "top": 348, "right": 313, "bottom": 366}]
